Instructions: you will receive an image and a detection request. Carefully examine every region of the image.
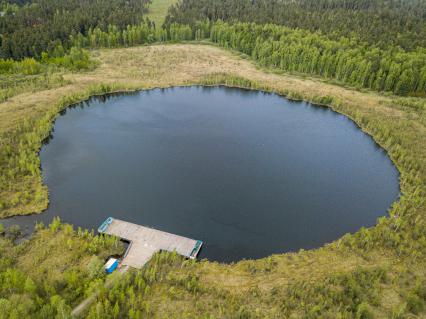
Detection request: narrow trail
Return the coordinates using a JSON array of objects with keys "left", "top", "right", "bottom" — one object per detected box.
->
[{"left": 71, "top": 265, "right": 130, "bottom": 318}]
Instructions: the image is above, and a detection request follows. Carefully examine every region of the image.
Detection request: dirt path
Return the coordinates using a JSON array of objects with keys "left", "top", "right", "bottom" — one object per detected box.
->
[{"left": 71, "top": 265, "right": 130, "bottom": 318}]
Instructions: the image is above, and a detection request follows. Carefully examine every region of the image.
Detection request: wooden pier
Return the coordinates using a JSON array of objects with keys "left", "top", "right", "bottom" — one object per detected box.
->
[{"left": 98, "top": 217, "right": 203, "bottom": 268}]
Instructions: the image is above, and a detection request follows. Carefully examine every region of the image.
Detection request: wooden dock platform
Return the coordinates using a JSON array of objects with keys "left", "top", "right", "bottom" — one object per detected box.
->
[{"left": 98, "top": 217, "right": 203, "bottom": 268}]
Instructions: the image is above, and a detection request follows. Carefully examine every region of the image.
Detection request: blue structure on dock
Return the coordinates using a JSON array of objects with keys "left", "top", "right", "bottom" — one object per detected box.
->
[
  {"left": 98, "top": 217, "right": 113, "bottom": 233},
  {"left": 190, "top": 240, "right": 203, "bottom": 259}
]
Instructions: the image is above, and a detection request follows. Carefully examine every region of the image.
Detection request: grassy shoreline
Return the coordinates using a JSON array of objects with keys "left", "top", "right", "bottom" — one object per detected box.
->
[
  {"left": 0, "top": 43, "right": 423, "bottom": 249},
  {"left": 0, "top": 43, "right": 425, "bottom": 317}
]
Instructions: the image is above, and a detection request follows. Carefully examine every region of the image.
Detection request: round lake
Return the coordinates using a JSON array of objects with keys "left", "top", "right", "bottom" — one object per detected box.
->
[{"left": 3, "top": 86, "right": 399, "bottom": 262}]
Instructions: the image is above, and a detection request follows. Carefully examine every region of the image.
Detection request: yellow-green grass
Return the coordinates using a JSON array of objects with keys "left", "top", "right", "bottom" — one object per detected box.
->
[
  {"left": 0, "top": 220, "right": 124, "bottom": 316},
  {"left": 0, "top": 44, "right": 425, "bottom": 317},
  {"left": 0, "top": 73, "right": 68, "bottom": 103},
  {"left": 146, "top": 0, "right": 178, "bottom": 27}
]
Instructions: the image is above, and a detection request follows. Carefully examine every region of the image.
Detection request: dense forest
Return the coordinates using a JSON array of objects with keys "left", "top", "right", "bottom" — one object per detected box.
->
[
  {"left": 1, "top": 0, "right": 30, "bottom": 5},
  {"left": 165, "top": 0, "right": 426, "bottom": 51},
  {"left": 163, "top": 0, "right": 426, "bottom": 96},
  {"left": 1, "top": 0, "right": 425, "bottom": 96},
  {"left": 208, "top": 22, "right": 426, "bottom": 96},
  {"left": 0, "top": 0, "right": 149, "bottom": 59}
]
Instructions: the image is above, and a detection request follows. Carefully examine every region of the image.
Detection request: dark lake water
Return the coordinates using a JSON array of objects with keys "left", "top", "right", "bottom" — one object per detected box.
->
[{"left": 2, "top": 86, "right": 399, "bottom": 262}]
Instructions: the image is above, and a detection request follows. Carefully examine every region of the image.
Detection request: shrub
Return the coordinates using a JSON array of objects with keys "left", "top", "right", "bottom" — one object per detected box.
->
[
  {"left": 406, "top": 292, "right": 424, "bottom": 314},
  {"left": 49, "top": 217, "right": 62, "bottom": 233},
  {"left": 86, "top": 256, "right": 105, "bottom": 280},
  {"left": 0, "top": 59, "right": 15, "bottom": 74},
  {"left": 6, "top": 225, "right": 21, "bottom": 240},
  {"left": 391, "top": 304, "right": 407, "bottom": 319},
  {"left": 17, "top": 58, "right": 43, "bottom": 75},
  {"left": 47, "top": 47, "right": 92, "bottom": 71},
  {"left": 414, "top": 281, "right": 426, "bottom": 301},
  {"left": 0, "top": 58, "right": 43, "bottom": 75},
  {"left": 356, "top": 302, "right": 373, "bottom": 319}
]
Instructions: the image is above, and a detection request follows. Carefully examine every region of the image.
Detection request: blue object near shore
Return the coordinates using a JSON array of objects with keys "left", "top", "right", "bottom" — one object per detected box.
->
[
  {"left": 104, "top": 258, "right": 118, "bottom": 274},
  {"left": 190, "top": 240, "right": 203, "bottom": 258},
  {"left": 98, "top": 217, "right": 113, "bottom": 233}
]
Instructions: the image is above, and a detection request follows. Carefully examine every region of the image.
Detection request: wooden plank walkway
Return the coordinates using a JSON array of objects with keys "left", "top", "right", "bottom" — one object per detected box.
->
[{"left": 98, "top": 217, "right": 203, "bottom": 269}]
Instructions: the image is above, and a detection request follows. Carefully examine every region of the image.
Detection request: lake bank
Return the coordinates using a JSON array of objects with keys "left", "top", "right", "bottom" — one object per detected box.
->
[
  {"left": 0, "top": 43, "right": 425, "bottom": 317},
  {"left": 3, "top": 86, "right": 399, "bottom": 261}
]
